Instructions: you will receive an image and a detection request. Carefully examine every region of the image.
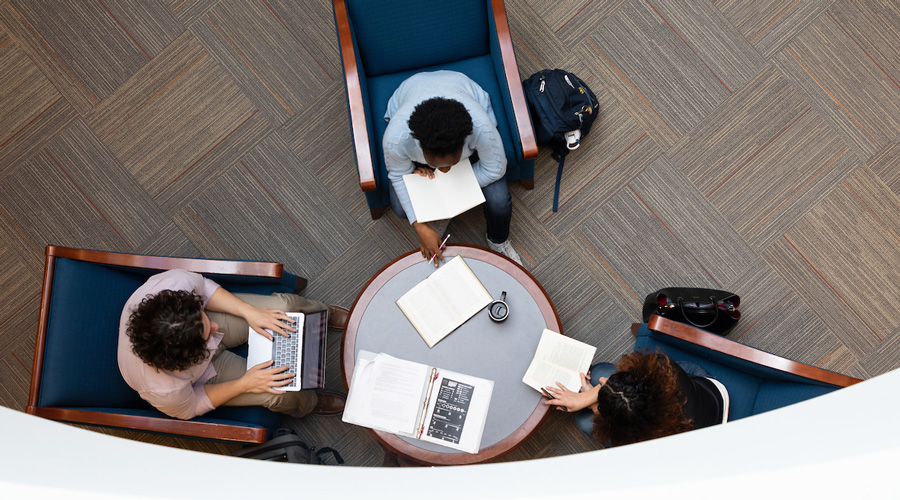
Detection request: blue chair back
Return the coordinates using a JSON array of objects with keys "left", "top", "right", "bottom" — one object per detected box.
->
[
  {"left": 346, "top": 0, "right": 489, "bottom": 76},
  {"left": 633, "top": 323, "right": 839, "bottom": 421}
]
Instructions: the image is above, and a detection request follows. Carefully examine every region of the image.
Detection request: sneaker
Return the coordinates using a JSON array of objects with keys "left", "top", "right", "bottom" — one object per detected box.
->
[{"left": 487, "top": 236, "right": 523, "bottom": 265}]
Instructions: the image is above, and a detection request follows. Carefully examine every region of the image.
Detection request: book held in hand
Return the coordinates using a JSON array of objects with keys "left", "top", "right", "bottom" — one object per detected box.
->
[
  {"left": 402, "top": 157, "right": 486, "bottom": 223},
  {"left": 343, "top": 351, "right": 494, "bottom": 454},
  {"left": 522, "top": 329, "right": 596, "bottom": 393},
  {"left": 396, "top": 256, "right": 492, "bottom": 348}
]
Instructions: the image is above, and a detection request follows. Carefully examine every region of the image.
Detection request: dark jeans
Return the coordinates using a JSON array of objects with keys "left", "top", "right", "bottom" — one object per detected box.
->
[{"left": 390, "top": 173, "right": 512, "bottom": 244}]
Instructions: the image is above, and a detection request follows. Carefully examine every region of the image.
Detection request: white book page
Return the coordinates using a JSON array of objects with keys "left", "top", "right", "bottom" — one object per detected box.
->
[
  {"left": 402, "top": 157, "right": 486, "bottom": 222},
  {"left": 342, "top": 352, "right": 431, "bottom": 436},
  {"left": 396, "top": 256, "right": 492, "bottom": 347},
  {"left": 418, "top": 369, "right": 493, "bottom": 454},
  {"left": 522, "top": 329, "right": 596, "bottom": 392}
]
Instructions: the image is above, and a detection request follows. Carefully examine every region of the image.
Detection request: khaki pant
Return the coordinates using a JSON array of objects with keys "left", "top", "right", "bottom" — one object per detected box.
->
[{"left": 206, "top": 293, "right": 325, "bottom": 417}]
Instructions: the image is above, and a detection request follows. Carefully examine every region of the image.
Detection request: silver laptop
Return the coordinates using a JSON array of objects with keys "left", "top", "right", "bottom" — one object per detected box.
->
[{"left": 246, "top": 311, "right": 327, "bottom": 391}]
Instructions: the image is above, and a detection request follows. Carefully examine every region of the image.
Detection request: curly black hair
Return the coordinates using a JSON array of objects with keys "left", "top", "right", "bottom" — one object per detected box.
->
[
  {"left": 408, "top": 97, "right": 473, "bottom": 156},
  {"left": 126, "top": 289, "right": 209, "bottom": 372},
  {"left": 592, "top": 352, "right": 693, "bottom": 447}
]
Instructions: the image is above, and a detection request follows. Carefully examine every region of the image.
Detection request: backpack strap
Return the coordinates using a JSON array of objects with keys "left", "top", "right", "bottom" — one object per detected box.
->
[{"left": 315, "top": 447, "right": 345, "bottom": 465}]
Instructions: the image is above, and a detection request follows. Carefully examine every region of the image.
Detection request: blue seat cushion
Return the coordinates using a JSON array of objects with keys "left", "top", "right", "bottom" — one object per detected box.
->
[
  {"left": 346, "top": 0, "right": 489, "bottom": 77},
  {"left": 752, "top": 381, "right": 835, "bottom": 415}
]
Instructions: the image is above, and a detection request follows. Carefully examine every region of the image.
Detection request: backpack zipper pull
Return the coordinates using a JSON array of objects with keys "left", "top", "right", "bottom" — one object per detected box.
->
[{"left": 539, "top": 79, "right": 545, "bottom": 93}]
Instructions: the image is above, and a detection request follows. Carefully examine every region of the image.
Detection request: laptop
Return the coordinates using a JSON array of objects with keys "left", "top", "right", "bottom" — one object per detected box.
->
[{"left": 246, "top": 311, "right": 327, "bottom": 391}]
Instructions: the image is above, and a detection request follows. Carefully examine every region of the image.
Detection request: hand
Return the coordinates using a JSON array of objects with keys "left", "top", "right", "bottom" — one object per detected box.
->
[
  {"left": 241, "top": 360, "right": 294, "bottom": 394},
  {"left": 412, "top": 166, "right": 435, "bottom": 179},
  {"left": 414, "top": 222, "right": 443, "bottom": 267},
  {"left": 580, "top": 372, "right": 594, "bottom": 393},
  {"left": 543, "top": 382, "right": 592, "bottom": 413},
  {"left": 245, "top": 306, "right": 296, "bottom": 340}
]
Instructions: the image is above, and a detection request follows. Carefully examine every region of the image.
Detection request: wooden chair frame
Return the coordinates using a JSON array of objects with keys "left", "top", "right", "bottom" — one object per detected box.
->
[
  {"left": 638, "top": 315, "right": 861, "bottom": 388},
  {"left": 333, "top": 0, "right": 538, "bottom": 198},
  {"left": 27, "top": 245, "right": 292, "bottom": 443}
]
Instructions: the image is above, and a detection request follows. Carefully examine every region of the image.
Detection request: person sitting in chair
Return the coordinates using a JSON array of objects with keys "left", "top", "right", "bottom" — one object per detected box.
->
[
  {"left": 543, "top": 351, "right": 729, "bottom": 447},
  {"left": 117, "top": 269, "right": 347, "bottom": 420},
  {"left": 383, "top": 70, "right": 521, "bottom": 266}
]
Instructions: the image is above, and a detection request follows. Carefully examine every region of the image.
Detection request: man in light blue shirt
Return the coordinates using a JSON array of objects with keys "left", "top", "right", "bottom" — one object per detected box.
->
[{"left": 383, "top": 70, "right": 521, "bottom": 266}]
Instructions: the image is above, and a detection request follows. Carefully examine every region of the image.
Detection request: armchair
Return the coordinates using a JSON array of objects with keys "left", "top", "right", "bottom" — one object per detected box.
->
[
  {"left": 333, "top": 0, "right": 538, "bottom": 219},
  {"left": 634, "top": 315, "right": 861, "bottom": 421},
  {"left": 26, "top": 246, "right": 306, "bottom": 443}
]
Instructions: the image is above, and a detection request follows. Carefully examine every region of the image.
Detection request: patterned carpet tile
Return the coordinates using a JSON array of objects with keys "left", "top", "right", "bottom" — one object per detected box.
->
[
  {"left": 191, "top": 2, "right": 332, "bottom": 127},
  {"left": 540, "top": 0, "right": 625, "bottom": 47},
  {"left": 867, "top": 139, "right": 900, "bottom": 196},
  {"left": 629, "top": 156, "right": 758, "bottom": 284},
  {"left": 762, "top": 171, "right": 900, "bottom": 356},
  {"left": 830, "top": 1, "right": 900, "bottom": 87},
  {"left": 13, "top": 0, "right": 151, "bottom": 102},
  {"left": 531, "top": 244, "right": 606, "bottom": 327},
  {"left": 43, "top": 119, "right": 170, "bottom": 250},
  {"left": 505, "top": 0, "right": 581, "bottom": 78},
  {"left": 587, "top": 0, "right": 738, "bottom": 149},
  {"left": 0, "top": 332, "right": 34, "bottom": 412},
  {"left": 709, "top": 106, "right": 857, "bottom": 251},
  {"left": 264, "top": 0, "right": 341, "bottom": 82},
  {"left": 99, "top": 39, "right": 258, "bottom": 198},
  {"left": 540, "top": 133, "right": 662, "bottom": 239},
  {"left": 668, "top": 64, "right": 810, "bottom": 196},
  {"left": 0, "top": 246, "right": 40, "bottom": 353},
  {"left": 166, "top": 0, "right": 215, "bottom": 27},
  {"left": 716, "top": 0, "right": 834, "bottom": 58},
  {"left": 775, "top": 12, "right": 900, "bottom": 158},
  {"left": 101, "top": 0, "right": 184, "bottom": 58},
  {"left": 0, "top": 152, "right": 132, "bottom": 252},
  {"left": 278, "top": 81, "right": 352, "bottom": 174},
  {"left": 0, "top": 37, "right": 60, "bottom": 160}
]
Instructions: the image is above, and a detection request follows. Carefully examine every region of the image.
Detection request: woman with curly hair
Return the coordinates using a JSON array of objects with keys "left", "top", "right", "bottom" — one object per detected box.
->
[
  {"left": 543, "top": 351, "right": 729, "bottom": 447},
  {"left": 383, "top": 70, "right": 521, "bottom": 266},
  {"left": 117, "top": 269, "right": 346, "bottom": 420}
]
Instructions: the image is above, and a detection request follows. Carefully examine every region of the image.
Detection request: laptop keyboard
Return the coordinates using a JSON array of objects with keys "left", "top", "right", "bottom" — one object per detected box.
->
[{"left": 272, "top": 316, "right": 301, "bottom": 388}]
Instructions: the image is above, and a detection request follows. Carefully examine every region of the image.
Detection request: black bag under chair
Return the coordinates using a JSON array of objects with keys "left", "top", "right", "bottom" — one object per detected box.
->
[
  {"left": 642, "top": 288, "right": 741, "bottom": 336},
  {"left": 234, "top": 428, "right": 344, "bottom": 465},
  {"left": 523, "top": 69, "right": 599, "bottom": 212}
]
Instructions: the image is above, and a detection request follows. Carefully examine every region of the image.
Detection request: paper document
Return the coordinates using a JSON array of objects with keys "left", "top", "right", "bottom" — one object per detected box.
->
[
  {"left": 343, "top": 351, "right": 494, "bottom": 454},
  {"left": 396, "top": 256, "right": 492, "bottom": 348},
  {"left": 403, "top": 157, "right": 486, "bottom": 222},
  {"left": 522, "top": 329, "right": 596, "bottom": 393}
]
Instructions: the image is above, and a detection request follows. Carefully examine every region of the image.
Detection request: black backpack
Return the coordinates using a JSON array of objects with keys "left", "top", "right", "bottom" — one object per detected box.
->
[
  {"left": 234, "top": 428, "right": 344, "bottom": 465},
  {"left": 523, "top": 69, "right": 599, "bottom": 212}
]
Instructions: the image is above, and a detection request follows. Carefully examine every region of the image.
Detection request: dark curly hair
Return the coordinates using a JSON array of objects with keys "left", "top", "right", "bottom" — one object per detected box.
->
[
  {"left": 126, "top": 290, "right": 209, "bottom": 372},
  {"left": 408, "top": 97, "right": 473, "bottom": 156},
  {"left": 592, "top": 352, "right": 693, "bottom": 447}
]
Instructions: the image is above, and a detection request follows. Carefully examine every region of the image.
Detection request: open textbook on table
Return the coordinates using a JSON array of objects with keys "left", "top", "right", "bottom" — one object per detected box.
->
[
  {"left": 523, "top": 329, "right": 596, "bottom": 393},
  {"left": 402, "top": 157, "right": 486, "bottom": 222},
  {"left": 396, "top": 255, "right": 492, "bottom": 348},
  {"left": 343, "top": 351, "right": 493, "bottom": 454}
]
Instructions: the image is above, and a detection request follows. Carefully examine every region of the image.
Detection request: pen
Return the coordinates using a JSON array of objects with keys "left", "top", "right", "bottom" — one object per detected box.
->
[
  {"left": 428, "top": 234, "right": 451, "bottom": 264},
  {"left": 416, "top": 368, "right": 440, "bottom": 439}
]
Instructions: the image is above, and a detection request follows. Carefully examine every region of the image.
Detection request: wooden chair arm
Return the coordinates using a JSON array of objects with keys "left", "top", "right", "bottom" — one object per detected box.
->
[
  {"left": 334, "top": 0, "right": 376, "bottom": 191},
  {"left": 27, "top": 407, "right": 267, "bottom": 443},
  {"left": 647, "top": 315, "right": 862, "bottom": 388},
  {"left": 45, "top": 245, "right": 282, "bottom": 277},
  {"left": 492, "top": 0, "right": 538, "bottom": 160}
]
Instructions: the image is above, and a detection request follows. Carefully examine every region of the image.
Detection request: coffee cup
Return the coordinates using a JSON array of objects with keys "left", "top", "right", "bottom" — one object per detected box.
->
[{"left": 489, "top": 291, "right": 509, "bottom": 322}]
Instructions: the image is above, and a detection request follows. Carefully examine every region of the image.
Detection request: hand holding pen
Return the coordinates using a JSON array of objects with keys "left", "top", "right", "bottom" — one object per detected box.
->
[{"left": 428, "top": 234, "right": 450, "bottom": 266}]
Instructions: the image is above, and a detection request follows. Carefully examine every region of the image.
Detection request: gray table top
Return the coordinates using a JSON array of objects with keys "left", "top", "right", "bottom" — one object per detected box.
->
[{"left": 343, "top": 245, "right": 561, "bottom": 465}]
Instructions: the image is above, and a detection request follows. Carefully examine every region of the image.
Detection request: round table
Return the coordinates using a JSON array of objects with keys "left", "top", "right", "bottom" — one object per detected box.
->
[{"left": 342, "top": 245, "right": 562, "bottom": 465}]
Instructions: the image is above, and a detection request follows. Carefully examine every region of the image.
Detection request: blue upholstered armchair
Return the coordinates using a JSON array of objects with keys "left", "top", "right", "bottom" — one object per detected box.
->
[
  {"left": 636, "top": 315, "right": 861, "bottom": 421},
  {"left": 333, "top": 0, "right": 538, "bottom": 219},
  {"left": 26, "top": 246, "right": 306, "bottom": 443}
]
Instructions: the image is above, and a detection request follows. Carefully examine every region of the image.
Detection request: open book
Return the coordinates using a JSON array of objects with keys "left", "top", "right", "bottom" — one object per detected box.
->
[
  {"left": 397, "top": 256, "right": 492, "bottom": 348},
  {"left": 343, "top": 351, "right": 494, "bottom": 454},
  {"left": 403, "top": 157, "right": 486, "bottom": 222},
  {"left": 522, "top": 329, "right": 597, "bottom": 393}
]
